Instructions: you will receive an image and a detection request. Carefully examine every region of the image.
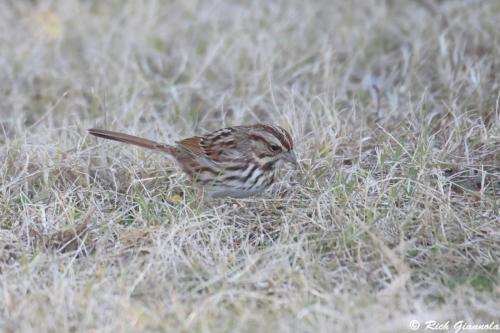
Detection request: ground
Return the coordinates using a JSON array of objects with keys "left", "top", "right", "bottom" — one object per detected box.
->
[{"left": 0, "top": 1, "right": 499, "bottom": 332}]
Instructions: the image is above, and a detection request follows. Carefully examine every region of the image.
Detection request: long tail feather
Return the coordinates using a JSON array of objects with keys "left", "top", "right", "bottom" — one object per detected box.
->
[{"left": 88, "top": 128, "right": 174, "bottom": 153}]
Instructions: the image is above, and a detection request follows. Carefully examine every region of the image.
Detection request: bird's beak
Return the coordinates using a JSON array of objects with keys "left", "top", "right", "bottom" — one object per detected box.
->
[{"left": 284, "top": 150, "right": 298, "bottom": 165}]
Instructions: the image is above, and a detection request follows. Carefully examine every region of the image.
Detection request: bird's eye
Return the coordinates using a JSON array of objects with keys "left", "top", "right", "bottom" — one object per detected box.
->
[{"left": 270, "top": 144, "right": 281, "bottom": 152}]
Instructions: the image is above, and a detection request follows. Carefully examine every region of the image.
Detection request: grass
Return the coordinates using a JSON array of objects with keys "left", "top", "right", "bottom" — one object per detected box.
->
[{"left": 0, "top": 0, "right": 499, "bottom": 332}]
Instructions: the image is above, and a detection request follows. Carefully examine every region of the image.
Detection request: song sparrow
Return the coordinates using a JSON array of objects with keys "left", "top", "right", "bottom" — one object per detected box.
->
[{"left": 88, "top": 124, "right": 297, "bottom": 198}]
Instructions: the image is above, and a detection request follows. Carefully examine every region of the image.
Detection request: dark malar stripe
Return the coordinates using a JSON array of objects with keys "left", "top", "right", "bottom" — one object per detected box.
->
[
  {"left": 261, "top": 161, "right": 276, "bottom": 171},
  {"left": 257, "top": 152, "right": 272, "bottom": 159}
]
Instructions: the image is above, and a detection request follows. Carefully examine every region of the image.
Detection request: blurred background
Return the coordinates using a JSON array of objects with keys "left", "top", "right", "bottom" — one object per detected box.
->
[{"left": 1, "top": 1, "right": 497, "bottom": 139}]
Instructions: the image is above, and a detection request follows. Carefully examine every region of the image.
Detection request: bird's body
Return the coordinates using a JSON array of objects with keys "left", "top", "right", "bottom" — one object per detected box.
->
[{"left": 88, "top": 124, "right": 297, "bottom": 198}]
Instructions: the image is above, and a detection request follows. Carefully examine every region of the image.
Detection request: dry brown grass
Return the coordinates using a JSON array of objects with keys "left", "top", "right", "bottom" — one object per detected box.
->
[{"left": 0, "top": 0, "right": 499, "bottom": 332}]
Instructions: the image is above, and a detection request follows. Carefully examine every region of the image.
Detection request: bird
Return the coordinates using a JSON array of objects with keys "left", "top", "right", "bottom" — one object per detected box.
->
[{"left": 88, "top": 124, "right": 297, "bottom": 198}]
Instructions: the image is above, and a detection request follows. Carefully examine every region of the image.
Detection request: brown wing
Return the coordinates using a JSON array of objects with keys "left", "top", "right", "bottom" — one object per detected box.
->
[
  {"left": 177, "top": 129, "right": 245, "bottom": 162},
  {"left": 176, "top": 136, "right": 205, "bottom": 155},
  {"left": 175, "top": 135, "right": 224, "bottom": 177}
]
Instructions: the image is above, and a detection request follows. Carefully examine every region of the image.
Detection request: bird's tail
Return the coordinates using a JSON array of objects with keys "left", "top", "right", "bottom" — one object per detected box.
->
[{"left": 88, "top": 128, "right": 175, "bottom": 154}]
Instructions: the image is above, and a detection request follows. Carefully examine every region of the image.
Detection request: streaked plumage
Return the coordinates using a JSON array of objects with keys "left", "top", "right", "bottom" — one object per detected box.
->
[{"left": 88, "top": 124, "right": 297, "bottom": 198}]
